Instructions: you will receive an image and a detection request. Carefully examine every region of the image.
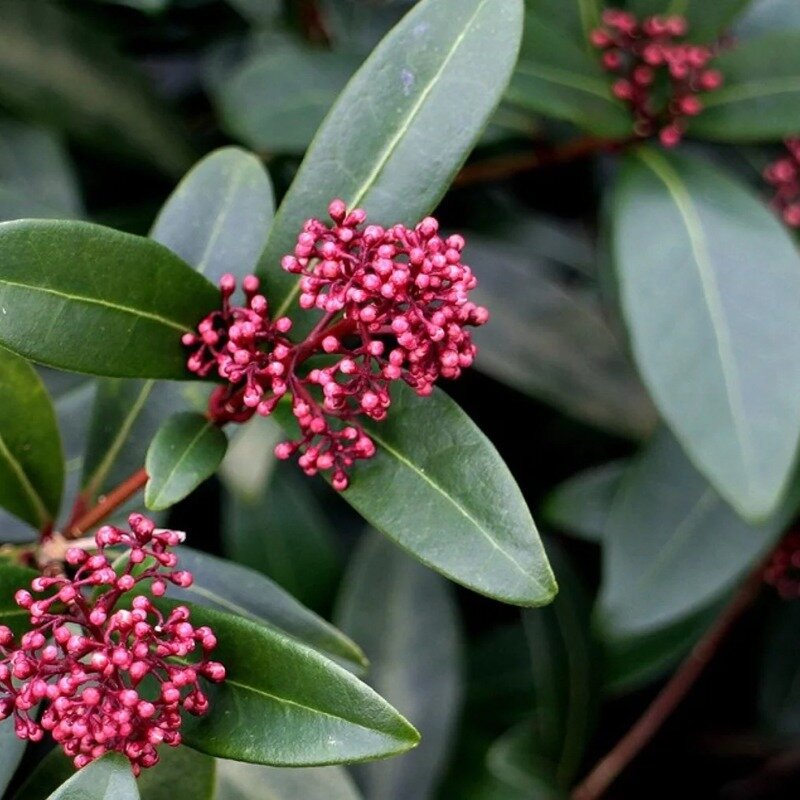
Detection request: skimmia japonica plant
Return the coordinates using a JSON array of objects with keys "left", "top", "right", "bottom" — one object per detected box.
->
[{"left": 2, "top": 0, "right": 800, "bottom": 797}]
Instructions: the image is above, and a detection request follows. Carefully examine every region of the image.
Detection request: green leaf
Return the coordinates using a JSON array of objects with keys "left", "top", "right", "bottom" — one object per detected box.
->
[
  {"left": 0, "top": 220, "right": 218, "bottom": 379},
  {"left": 99, "top": 0, "right": 170, "bottom": 12},
  {"left": 544, "top": 461, "right": 627, "bottom": 543},
  {"left": 467, "top": 228, "right": 656, "bottom": 439},
  {"left": 277, "top": 383, "right": 555, "bottom": 606},
  {"left": 0, "top": 0, "right": 193, "bottom": 176},
  {"left": 0, "top": 347, "right": 63, "bottom": 527},
  {"left": 145, "top": 413, "right": 227, "bottom": 511},
  {"left": 258, "top": 0, "right": 525, "bottom": 318},
  {"left": 736, "top": 0, "right": 800, "bottom": 37},
  {"left": 335, "top": 532, "right": 464, "bottom": 799},
  {"left": 169, "top": 546, "right": 366, "bottom": 672},
  {"left": 45, "top": 754, "right": 138, "bottom": 800},
  {"left": 507, "top": 14, "right": 631, "bottom": 138},
  {"left": 10, "top": 748, "right": 74, "bottom": 800},
  {"left": 0, "top": 561, "right": 36, "bottom": 636},
  {"left": 137, "top": 746, "right": 216, "bottom": 800},
  {"left": 597, "top": 431, "right": 800, "bottom": 639},
  {"left": 522, "top": 544, "right": 598, "bottom": 787},
  {"left": 690, "top": 32, "right": 800, "bottom": 142},
  {"left": 224, "top": 0, "right": 281, "bottom": 24},
  {"left": 759, "top": 601, "right": 800, "bottom": 738},
  {"left": 612, "top": 147, "right": 800, "bottom": 520},
  {"left": 0, "top": 119, "right": 82, "bottom": 221},
  {"left": 177, "top": 602, "right": 420, "bottom": 765},
  {"left": 0, "top": 717, "right": 26, "bottom": 797},
  {"left": 214, "top": 44, "right": 361, "bottom": 156},
  {"left": 151, "top": 147, "right": 275, "bottom": 285},
  {"left": 525, "top": 0, "right": 601, "bottom": 43},
  {"left": 215, "top": 761, "right": 362, "bottom": 800},
  {"left": 627, "top": 0, "right": 751, "bottom": 39}
]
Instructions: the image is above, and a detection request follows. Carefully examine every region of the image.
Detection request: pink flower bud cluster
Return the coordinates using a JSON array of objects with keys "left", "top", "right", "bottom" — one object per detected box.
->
[
  {"left": 591, "top": 9, "right": 723, "bottom": 147},
  {"left": 764, "top": 530, "right": 800, "bottom": 599},
  {"left": 0, "top": 514, "right": 225, "bottom": 774},
  {"left": 764, "top": 139, "right": 800, "bottom": 228},
  {"left": 184, "top": 201, "right": 488, "bottom": 490}
]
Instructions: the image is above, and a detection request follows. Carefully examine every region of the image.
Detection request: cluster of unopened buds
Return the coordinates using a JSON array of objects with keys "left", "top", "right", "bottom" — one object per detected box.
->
[
  {"left": 183, "top": 200, "right": 488, "bottom": 490},
  {"left": 591, "top": 9, "right": 723, "bottom": 147},
  {"left": 763, "top": 139, "right": 800, "bottom": 228},
  {"left": 764, "top": 530, "right": 800, "bottom": 599},
  {"left": 0, "top": 514, "right": 224, "bottom": 774}
]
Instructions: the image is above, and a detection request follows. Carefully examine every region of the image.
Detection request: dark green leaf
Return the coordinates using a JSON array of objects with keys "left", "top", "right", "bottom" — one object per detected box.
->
[
  {"left": 0, "top": 220, "right": 218, "bottom": 379},
  {"left": 278, "top": 383, "right": 555, "bottom": 606},
  {"left": 258, "top": 0, "right": 525, "bottom": 318},
  {"left": 0, "top": 0, "right": 192, "bottom": 176},
  {"left": 467, "top": 229, "right": 656, "bottom": 439},
  {"left": 0, "top": 347, "right": 63, "bottom": 527},
  {"left": 597, "top": 431, "right": 800, "bottom": 639},
  {"left": 612, "top": 147, "right": 800, "bottom": 519},
  {"left": 10, "top": 748, "right": 74, "bottom": 800},
  {"left": 627, "top": 0, "right": 750, "bottom": 39},
  {"left": 336, "top": 533, "right": 464, "bottom": 799},
  {"left": 99, "top": 0, "right": 169, "bottom": 11},
  {"left": 45, "top": 753, "right": 138, "bottom": 800},
  {"left": 215, "top": 45, "right": 361, "bottom": 156},
  {"left": 0, "top": 717, "right": 26, "bottom": 796},
  {"left": 544, "top": 461, "right": 627, "bottom": 543},
  {"left": 178, "top": 603, "right": 420, "bottom": 765},
  {"left": 170, "top": 546, "right": 366, "bottom": 672},
  {"left": 224, "top": 0, "right": 281, "bottom": 24},
  {"left": 507, "top": 14, "right": 631, "bottom": 138},
  {"left": 525, "top": 0, "right": 601, "bottom": 43},
  {"left": 691, "top": 32, "right": 800, "bottom": 142},
  {"left": 145, "top": 413, "right": 228, "bottom": 511},
  {"left": 151, "top": 147, "right": 275, "bottom": 284},
  {"left": 759, "top": 601, "right": 800, "bottom": 737},
  {"left": 522, "top": 544, "right": 598, "bottom": 787},
  {"left": 0, "top": 562, "right": 37, "bottom": 634},
  {"left": 215, "top": 761, "right": 362, "bottom": 799},
  {"left": 137, "top": 746, "right": 215, "bottom": 800}
]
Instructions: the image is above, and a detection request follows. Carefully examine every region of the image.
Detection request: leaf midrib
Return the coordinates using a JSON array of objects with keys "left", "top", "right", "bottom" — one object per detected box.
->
[
  {"left": 0, "top": 429, "right": 49, "bottom": 526},
  {"left": 272, "top": 0, "right": 491, "bottom": 320},
  {"left": 149, "top": 420, "right": 216, "bottom": 507}
]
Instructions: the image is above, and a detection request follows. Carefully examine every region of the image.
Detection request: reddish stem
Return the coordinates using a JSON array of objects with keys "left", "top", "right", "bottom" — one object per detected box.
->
[
  {"left": 67, "top": 468, "right": 149, "bottom": 539},
  {"left": 571, "top": 567, "right": 765, "bottom": 800}
]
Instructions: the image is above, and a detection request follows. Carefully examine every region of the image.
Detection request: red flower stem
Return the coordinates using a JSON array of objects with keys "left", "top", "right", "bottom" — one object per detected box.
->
[
  {"left": 571, "top": 566, "right": 765, "bottom": 800},
  {"left": 67, "top": 468, "right": 149, "bottom": 539}
]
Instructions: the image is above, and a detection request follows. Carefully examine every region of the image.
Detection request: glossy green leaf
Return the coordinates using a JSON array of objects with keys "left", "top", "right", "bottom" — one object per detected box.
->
[
  {"left": 613, "top": 147, "right": 800, "bottom": 520},
  {"left": 0, "top": 347, "right": 63, "bottom": 527},
  {"left": 0, "top": 220, "right": 218, "bottom": 379},
  {"left": 177, "top": 602, "right": 420, "bottom": 765},
  {"left": 258, "top": 0, "right": 525, "bottom": 317},
  {"left": 145, "top": 413, "right": 227, "bottom": 511},
  {"left": 691, "top": 32, "right": 800, "bottom": 142},
  {"left": 467, "top": 228, "right": 656, "bottom": 439},
  {"left": 597, "top": 431, "right": 800, "bottom": 639},
  {"left": 507, "top": 13, "right": 631, "bottom": 138},
  {"left": 0, "top": 717, "right": 26, "bottom": 796},
  {"left": 169, "top": 546, "right": 366, "bottom": 672},
  {"left": 522, "top": 544, "right": 598, "bottom": 787},
  {"left": 151, "top": 147, "right": 275, "bottom": 285},
  {"left": 0, "top": 119, "right": 82, "bottom": 221},
  {"left": 627, "top": 0, "right": 750, "bottom": 39},
  {"left": 736, "top": 0, "right": 800, "bottom": 37},
  {"left": 525, "top": 0, "right": 601, "bottom": 43},
  {"left": 215, "top": 761, "right": 362, "bottom": 800},
  {"left": 759, "top": 602, "right": 800, "bottom": 737},
  {"left": 544, "top": 461, "right": 627, "bottom": 543},
  {"left": 336, "top": 533, "right": 464, "bottom": 799},
  {"left": 0, "top": 0, "right": 192, "bottom": 176},
  {"left": 45, "top": 754, "right": 138, "bottom": 800},
  {"left": 277, "top": 383, "right": 555, "bottom": 606},
  {"left": 137, "top": 746, "right": 216, "bottom": 800},
  {"left": 215, "top": 45, "right": 361, "bottom": 156}
]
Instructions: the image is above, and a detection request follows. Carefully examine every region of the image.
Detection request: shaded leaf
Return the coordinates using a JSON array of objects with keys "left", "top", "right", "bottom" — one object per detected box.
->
[
  {"left": 177, "top": 602, "right": 420, "bottom": 765},
  {"left": 597, "top": 431, "right": 800, "bottom": 638},
  {"left": 169, "top": 546, "right": 366, "bottom": 672},
  {"left": 0, "top": 715, "right": 26, "bottom": 796},
  {"left": 151, "top": 147, "right": 275, "bottom": 285},
  {"left": 258, "top": 0, "right": 525, "bottom": 319},
  {"left": 45, "top": 753, "right": 138, "bottom": 800},
  {"left": 525, "top": 0, "right": 601, "bottom": 43},
  {"left": 137, "top": 746, "right": 216, "bottom": 800},
  {"left": 0, "top": 220, "right": 218, "bottom": 379},
  {"left": 276, "top": 382, "right": 555, "bottom": 606},
  {"left": 0, "top": 347, "right": 63, "bottom": 527},
  {"left": 145, "top": 413, "right": 228, "bottom": 511},
  {"left": 759, "top": 601, "right": 800, "bottom": 737},
  {"left": 336, "top": 533, "right": 464, "bottom": 799},
  {"left": 612, "top": 147, "right": 800, "bottom": 519},
  {"left": 215, "top": 760, "right": 362, "bottom": 800},
  {"left": 691, "top": 32, "right": 800, "bottom": 142}
]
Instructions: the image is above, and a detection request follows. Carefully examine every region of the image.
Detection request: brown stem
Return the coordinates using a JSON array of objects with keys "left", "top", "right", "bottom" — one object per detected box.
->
[
  {"left": 454, "top": 135, "right": 636, "bottom": 187},
  {"left": 572, "top": 567, "right": 765, "bottom": 800},
  {"left": 67, "top": 468, "right": 149, "bottom": 539}
]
